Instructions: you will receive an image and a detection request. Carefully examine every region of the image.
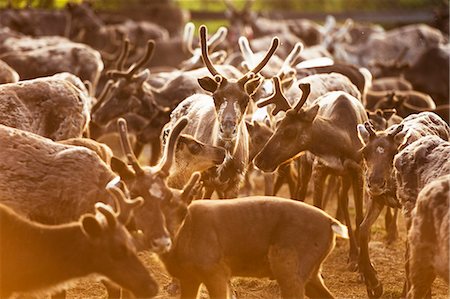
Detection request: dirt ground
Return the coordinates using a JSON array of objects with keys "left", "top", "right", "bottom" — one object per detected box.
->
[{"left": 63, "top": 176, "right": 448, "bottom": 299}]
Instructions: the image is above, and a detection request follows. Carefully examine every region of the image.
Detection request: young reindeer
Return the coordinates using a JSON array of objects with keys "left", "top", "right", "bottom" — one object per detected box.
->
[
  {"left": 0, "top": 187, "right": 158, "bottom": 299},
  {"left": 254, "top": 77, "right": 367, "bottom": 269},
  {"left": 164, "top": 25, "right": 278, "bottom": 198},
  {"left": 158, "top": 172, "right": 349, "bottom": 299}
]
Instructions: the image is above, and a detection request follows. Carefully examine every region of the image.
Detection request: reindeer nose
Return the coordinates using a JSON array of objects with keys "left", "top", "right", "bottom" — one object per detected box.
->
[
  {"left": 151, "top": 236, "right": 172, "bottom": 253},
  {"left": 220, "top": 120, "right": 237, "bottom": 138}
]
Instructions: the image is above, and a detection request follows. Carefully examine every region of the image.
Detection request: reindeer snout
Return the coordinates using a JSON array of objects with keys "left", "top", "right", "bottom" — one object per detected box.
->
[
  {"left": 219, "top": 120, "right": 237, "bottom": 140},
  {"left": 151, "top": 236, "right": 172, "bottom": 253},
  {"left": 368, "top": 178, "right": 387, "bottom": 195}
]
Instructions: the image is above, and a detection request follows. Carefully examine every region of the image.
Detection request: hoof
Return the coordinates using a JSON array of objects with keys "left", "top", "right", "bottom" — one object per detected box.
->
[
  {"left": 347, "top": 259, "right": 359, "bottom": 272},
  {"left": 367, "top": 281, "right": 383, "bottom": 298}
]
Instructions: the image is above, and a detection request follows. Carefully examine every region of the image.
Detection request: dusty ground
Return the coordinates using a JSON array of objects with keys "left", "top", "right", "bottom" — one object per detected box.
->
[{"left": 63, "top": 176, "right": 448, "bottom": 299}]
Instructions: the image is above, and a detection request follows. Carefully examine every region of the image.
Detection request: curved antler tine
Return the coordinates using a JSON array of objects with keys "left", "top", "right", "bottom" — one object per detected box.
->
[
  {"left": 389, "top": 124, "right": 404, "bottom": 137},
  {"left": 293, "top": 83, "right": 311, "bottom": 112},
  {"left": 117, "top": 118, "right": 145, "bottom": 176},
  {"left": 200, "top": 25, "right": 221, "bottom": 77},
  {"left": 278, "top": 42, "right": 304, "bottom": 76},
  {"left": 95, "top": 202, "right": 117, "bottom": 228},
  {"left": 91, "top": 79, "right": 115, "bottom": 114},
  {"left": 128, "top": 39, "right": 155, "bottom": 76},
  {"left": 183, "top": 22, "right": 195, "bottom": 54},
  {"left": 83, "top": 80, "right": 93, "bottom": 97},
  {"left": 115, "top": 38, "right": 130, "bottom": 71},
  {"left": 248, "top": 37, "right": 279, "bottom": 75},
  {"left": 238, "top": 36, "right": 257, "bottom": 69},
  {"left": 208, "top": 26, "right": 228, "bottom": 51},
  {"left": 106, "top": 185, "right": 144, "bottom": 225},
  {"left": 158, "top": 117, "right": 189, "bottom": 177},
  {"left": 181, "top": 172, "right": 201, "bottom": 204},
  {"left": 364, "top": 121, "right": 376, "bottom": 137},
  {"left": 257, "top": 76, "right": 292, "bottom": 115}
]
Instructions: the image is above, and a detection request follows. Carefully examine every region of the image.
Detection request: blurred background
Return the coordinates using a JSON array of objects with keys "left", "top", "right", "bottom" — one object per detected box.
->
[{"left": 0, "top": 0, "right": 448, "bottom": 32}]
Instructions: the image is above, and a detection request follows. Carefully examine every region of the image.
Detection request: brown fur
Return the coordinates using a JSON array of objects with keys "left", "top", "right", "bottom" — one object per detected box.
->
[
  {"left": 407, "top": 175, "right": 450, "bottom": 298},
  {"left": 59, "top": 138, "right": 113, "bottom": 164},
  {"left": 160, "top": 196, "right": 348, "bottom": 299},
  {"left": 0, "top": 59, "right": 19, "bottom": 83},
  {"left": 0, "top": 75, "right": 90, "bottom": 140},
  {"left": 0, "top": 202, "right": 157, "bottom": 299}
]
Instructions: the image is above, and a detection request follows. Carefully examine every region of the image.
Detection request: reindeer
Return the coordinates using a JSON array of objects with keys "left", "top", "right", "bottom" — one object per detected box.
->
[
  {"left": 164, "top": 25, "right": 278, "bottom": 198},
  {"left": 167, "top": 134, "right": 226, "bottom": 189},
  {"left": 0, "top": 39, "right": 103, "bottom": 89},
  {"left": 356, "top": 112, "right": 450, "bottom": 297},
  {"left": 0, "top": 75, "right": 91, "bottom": 140},
  {"left": 0, "top": 187, "right": 158, "bottom": 299},
  {"left": 393, "top": 136, "right": 450, "bottom": 297},
  {"left": 157, "top": 172, "right": 349, "bottom": 299},
  {"left": 255, "top": 77, "right": 367, "bottom": 270},
  {"left": 0, "top": 116, "right": 187, "bottom": 256},
  {"left": 407, "top": 174, "right": 449, "bottom": 299}
]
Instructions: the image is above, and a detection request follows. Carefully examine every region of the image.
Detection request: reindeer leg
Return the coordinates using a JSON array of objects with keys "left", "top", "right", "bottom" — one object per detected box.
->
[
  {"left": 359, "top": 196, "right": 384, "bottom": 298},
  {"left": 296, "top": 154, "right": 312, "bottom": 201},
  {"left": 385, "top": 207, "right": 399, "bottom": 244},
  {"left": 312, "top": 164, "right": 328, "bottom": 209},
  {"left": 263, "top": 172, "right": 275, "bottom": 196},
  {"left": 338, "top": 176, "right": 359, "bottom": 272}
]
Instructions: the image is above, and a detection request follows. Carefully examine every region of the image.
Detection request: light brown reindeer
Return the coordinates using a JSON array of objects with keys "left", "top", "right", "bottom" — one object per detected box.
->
[
  {"left": 164, "top": 25, "right": 278, "bottom": 198},
  {"left": 158, "top": 173, "right": 349, "bottom": 299},
  {"left": 0, "top": 187, "right": 157, "bottom": 299}
]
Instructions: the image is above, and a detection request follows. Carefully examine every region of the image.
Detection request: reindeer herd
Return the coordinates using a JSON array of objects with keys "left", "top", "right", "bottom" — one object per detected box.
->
[{"left": 0, "top": 1, "right": 449, "bottom": 299}]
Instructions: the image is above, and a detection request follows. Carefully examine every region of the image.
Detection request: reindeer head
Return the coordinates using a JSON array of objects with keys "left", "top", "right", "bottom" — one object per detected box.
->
[
  {"left": 358, "top": 122, "right": 407, "bottom": 197},
  {"left": 92, "top": 40, "right": 168, "bottom": 127},
  {"left": 110, "top": 117, "right": 188, "bottom": 253},
  {"left": 254, "top": 77, "right": 313, "bottom": 172},
  {"left": 81, "top": 190, "right": 157, "bottom": 298},
  {"left": 366, "top": 108, "right": 398, "bottom": 131},
  {"left": 197, "top": 25, "right": 278, "bottom": 141}
]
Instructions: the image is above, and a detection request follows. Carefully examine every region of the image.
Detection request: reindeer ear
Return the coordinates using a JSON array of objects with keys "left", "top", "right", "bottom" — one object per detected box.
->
[
  {"left": 393, "top": 131, "right": 407, "bottom": 147},
  {"left": 357, "top": 124, "right": 370, "bottom": 145},
  {"left": 198, "top": 76, "right": 219, "bottom": 93},
  {"left": 111, "top": 157, "right": 136, "bottom": 180},
  {"left": 300, "top": 104, "right": 319, "bottom": 122},
  {"left": 383, "top": 109, "right": 396, "bottom": 121},
  {"left": 244, "top": 77, "right": 262, "bottom": 96},
  {"left": 81, "top": 215, "right": 103, "bottom": 238}
]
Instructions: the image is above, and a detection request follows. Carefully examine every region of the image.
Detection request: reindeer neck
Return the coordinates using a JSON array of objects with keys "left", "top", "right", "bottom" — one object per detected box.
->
[
  {"left": 308, "top": 116, "right": 360, "bottom": 162},
  {"left": 20, "top": 223, "right": 95, "bottom": 284}
]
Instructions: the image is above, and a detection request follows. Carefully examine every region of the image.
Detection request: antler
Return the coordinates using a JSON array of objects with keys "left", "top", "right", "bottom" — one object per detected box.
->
[
  {"left": 183, "top": 22, "right": 195, "bottom": 54},
  {"left": 91, "top": 79, "right": 115, "bottom": 114},
  {"left": 108, "top": 40, "right": 155, "bottom": 80},
  {"left": 157, "top": 117, "right": 189, "bottom": 177},
  {"left": 278, "top": 42, "right": 304, "bottom": 76},
  {"left": 106, "top": 185, "right": 144, "bottom": 225},
  {"left": 293, "top": 83, "right": 311, "bottom": 112},
  {"left": 115, "top": 38, "right": 130, "bottom": 71},
  {"left": 200, "top": 25, "right": 221, "bottom": 77},
  {"left": 181, "top": 172, "right": 202, "bottom": 204},
  {"left": 389, "top": 124, "right": 404, "bottom": 137},
  {"left": 245, "top": 37, "right": 279, "bottom": 76},
  {"left": 257, "top": 76, "right": 292, "bottom": 115},
  {"left": 207, "top": 26, "right": 228, "bottom": 52},
  {"left": 364, "top": 121, "right": 376, "bottom": 137},
  {"left": 238, "top": 36, "right": 257, "bottom": 70},
  {"left": 117, "top": 118, "right": 145, "bottom": 176}
]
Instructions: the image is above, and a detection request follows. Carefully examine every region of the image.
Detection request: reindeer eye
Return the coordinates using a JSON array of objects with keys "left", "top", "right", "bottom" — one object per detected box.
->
[{"left": 188, "top": 143, "right": 202, "bottom": 155}]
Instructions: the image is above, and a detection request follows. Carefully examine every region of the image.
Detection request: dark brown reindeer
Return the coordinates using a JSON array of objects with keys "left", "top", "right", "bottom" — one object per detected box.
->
[
  {"left": 255, "top": 77, "right": 367, "bottom": 270},
  {"left": 164, "top": 25, "right": 278, "bottom": 198},
  {"left": 0, "top": 188, "right": 157, "bottom": 299},
  {"left": 158, "top": 172, "right": 349, "bottom": 299},
  {"left": 356, "top": 112, "right": 450, "bottom": 297}
]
